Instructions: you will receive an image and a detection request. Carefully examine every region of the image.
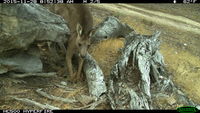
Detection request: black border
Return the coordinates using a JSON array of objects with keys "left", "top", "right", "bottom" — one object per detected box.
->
[
  {"left": 0, "top": 0, "right": 199, "bottom": 3},
  {"left": 1, "top": 109, "right": 200, "bottom": 113},
  {"left": 0, "top": 110, "right": 181, "bottom": 113}
]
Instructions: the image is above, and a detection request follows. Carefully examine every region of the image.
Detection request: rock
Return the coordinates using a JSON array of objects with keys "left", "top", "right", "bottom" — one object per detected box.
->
[
  {"left": 0, "top": 4, "right": 70, "bottom": 74},
  {"left": 76, "top": 95, "right": 95, "bottom": 105},
  {"left": 91, "top": 16, "right": 134, "bottom": 43},
  {"left": 0, "top": 4, "right": 69, "bottom": 55},
  {"left": 167, "top": 97, "right": 176, "bottom": 106},
  {"left": 0, "top": 53, "right": 43, "bottom": 73},
  {"left": 0, "top": 65, "right": 9, "bottom": 74},
  {"left": 60, "top": 81, "right": 67, "bottom": 86}
]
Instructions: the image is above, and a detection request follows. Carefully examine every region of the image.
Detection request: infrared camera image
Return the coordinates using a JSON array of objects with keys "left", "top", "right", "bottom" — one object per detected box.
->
[{"left": 0, "top": 3, "right": 200, "bottom": 110}]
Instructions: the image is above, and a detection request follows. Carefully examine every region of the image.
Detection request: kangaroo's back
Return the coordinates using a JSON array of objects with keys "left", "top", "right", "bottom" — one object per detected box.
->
[
  {"left": 43, "top": 4, "right": 93, "bottom": 38},
  {"left": 67, "top": 5, "right": 93, "bottom": 37}
]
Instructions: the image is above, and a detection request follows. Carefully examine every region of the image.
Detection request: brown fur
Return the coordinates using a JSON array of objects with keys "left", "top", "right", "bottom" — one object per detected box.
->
[{"left": 43, "top": 4, "right": 94, "bottom": 82}]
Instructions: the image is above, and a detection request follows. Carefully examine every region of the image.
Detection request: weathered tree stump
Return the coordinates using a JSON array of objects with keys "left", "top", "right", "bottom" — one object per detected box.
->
[{"left": 83, "top": 53, "right": 107, "bottom": 98}]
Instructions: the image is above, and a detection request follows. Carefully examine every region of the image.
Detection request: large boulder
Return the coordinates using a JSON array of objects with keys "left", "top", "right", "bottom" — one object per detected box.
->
[
  {"left": 0, "top": 4, "right": 70, "bottom": 74},
  {"left": 0, "top": 4, "right": 69, "bottom": 54}
]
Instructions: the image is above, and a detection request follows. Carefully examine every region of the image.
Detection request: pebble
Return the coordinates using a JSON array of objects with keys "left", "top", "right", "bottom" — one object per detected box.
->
[
  {"left": 167, "top": 97, "right": 176, "bottom": 105},
  {"left": 60, "top": 81, "right": 67, "bottom": 86}
]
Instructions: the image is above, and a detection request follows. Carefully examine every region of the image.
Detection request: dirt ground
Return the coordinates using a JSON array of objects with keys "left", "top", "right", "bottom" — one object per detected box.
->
[{"left": 0, "top": 4, "right": 200, "bottom": 109}]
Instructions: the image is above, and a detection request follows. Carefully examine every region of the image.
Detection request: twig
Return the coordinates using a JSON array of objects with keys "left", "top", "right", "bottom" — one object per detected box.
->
[
  {"left": 36, "top": 88, "right": 77, "bottom": 103},
  {"left": 11, "top": 72, "right": 57, "bottom": 78},
  {"left": 55, "top": 84, "right": 76, "bottom": 91},
  {"left": 88, "top": 96, "right": 106, "bottom": 110},
  {"left": 73, "top": 95, "right": 107, "bottom": 110},
  {"left": 12, "top": 96, "right": 60, "bottom": 110}
]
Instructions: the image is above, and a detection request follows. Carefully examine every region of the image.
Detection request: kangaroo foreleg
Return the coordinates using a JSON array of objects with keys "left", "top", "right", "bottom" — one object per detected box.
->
[
  {"left": 76, "top": 56, "right": 84, "bottom": 81},
  {"left": 66, "top": 49, "right": 74, "bottom": 81}
]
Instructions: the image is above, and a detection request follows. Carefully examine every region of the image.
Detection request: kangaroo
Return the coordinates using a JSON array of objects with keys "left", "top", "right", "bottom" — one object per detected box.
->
[{"left": 43, "top": 4, "right": 94, "bottom": 82}]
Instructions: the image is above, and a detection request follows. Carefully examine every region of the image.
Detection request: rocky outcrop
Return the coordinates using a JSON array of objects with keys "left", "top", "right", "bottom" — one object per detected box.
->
[{"left": 0, "top": 4, "right": 69, "bottom": 73}]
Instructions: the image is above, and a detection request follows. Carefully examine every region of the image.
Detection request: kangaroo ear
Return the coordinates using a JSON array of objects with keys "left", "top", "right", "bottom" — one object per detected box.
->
[
  {"left": 89, "top": 29, "right": 95, "bottom": 38},
  {"left": 76, "top": 23, "right": 82, "bottom": 36}
]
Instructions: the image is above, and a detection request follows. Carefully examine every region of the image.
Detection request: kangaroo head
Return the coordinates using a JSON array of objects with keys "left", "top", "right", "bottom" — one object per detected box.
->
[{"left": 75, "top": 23, "right": 94, "bottom": 58}]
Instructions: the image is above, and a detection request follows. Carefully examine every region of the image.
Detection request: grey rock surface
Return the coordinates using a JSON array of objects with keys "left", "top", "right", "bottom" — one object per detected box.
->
[
  {"left": 0, "top": 53, "right": 43, "bottom": 73},
  {"left": 91, "top": 16, "right": 134, "bottom": 43},
  {"left": 0, "top": 4, "right": 70, "bottom": 74},
  {"left": 0, "top": 4, "right": 69, "bottom": 54}
]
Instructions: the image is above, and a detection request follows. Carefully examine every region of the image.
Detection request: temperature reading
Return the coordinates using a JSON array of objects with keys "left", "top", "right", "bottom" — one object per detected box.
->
[{"left": 183, "top": 0, "right": 197, "bottom": 3}]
